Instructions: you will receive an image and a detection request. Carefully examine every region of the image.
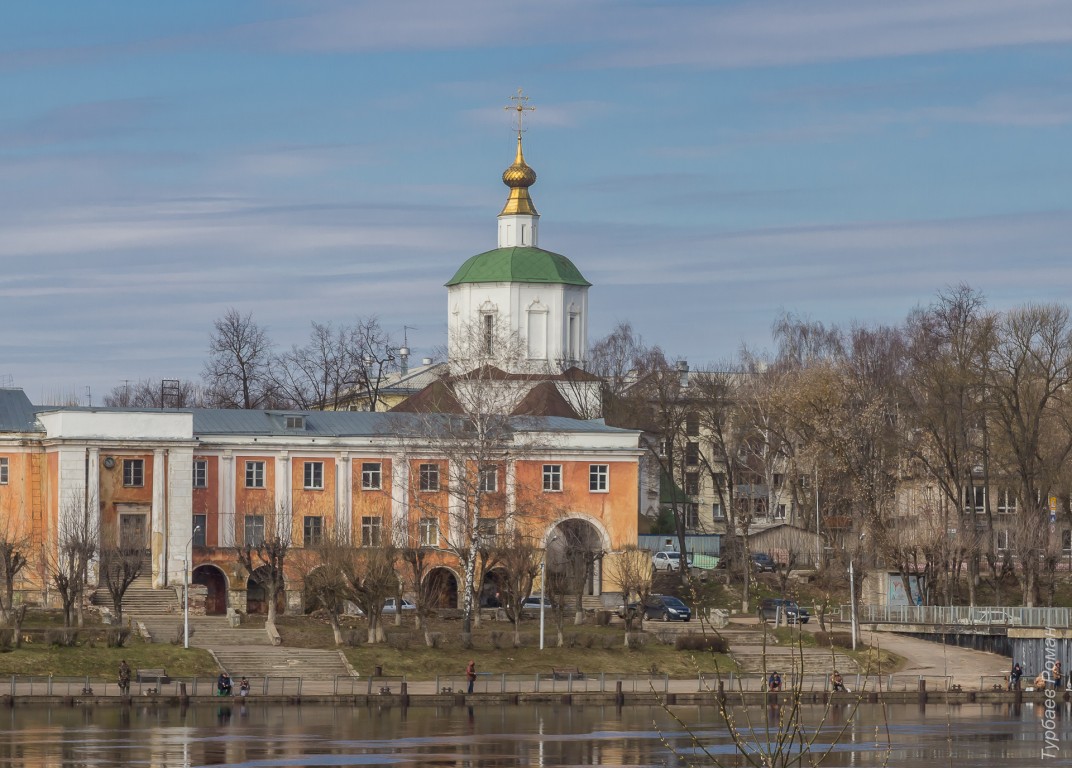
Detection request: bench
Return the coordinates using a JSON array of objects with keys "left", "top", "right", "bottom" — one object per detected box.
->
[
  {"left": 551, "top": 667, "right": 584, "bottom": 681},
  {"left": 136, "top": 668, "right": 170, "bottom": 685}
]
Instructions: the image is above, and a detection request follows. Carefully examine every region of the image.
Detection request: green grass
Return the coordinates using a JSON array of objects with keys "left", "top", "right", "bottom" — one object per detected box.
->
[{"left": 0, "top": 636, "right": 216, "bottom": 678}]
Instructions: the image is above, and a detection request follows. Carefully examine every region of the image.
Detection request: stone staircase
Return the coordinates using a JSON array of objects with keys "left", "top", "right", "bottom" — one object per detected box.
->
[
  {"left": 92, "top": 576, "right": 181, "bottom": 616},
  {"left": 213, "top": 646, "right": 355, "bottom": 680},
  {"left": 730, "top": 645, "right": 858, "bottom": 674},
  {"left": 135, "top": 615, "right": 272, "bottom": 647}
]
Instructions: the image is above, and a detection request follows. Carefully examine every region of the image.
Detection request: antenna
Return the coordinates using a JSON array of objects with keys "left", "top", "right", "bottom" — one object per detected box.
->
[{"left": 399, "top": 326, "right": 416, "bottom": 377}]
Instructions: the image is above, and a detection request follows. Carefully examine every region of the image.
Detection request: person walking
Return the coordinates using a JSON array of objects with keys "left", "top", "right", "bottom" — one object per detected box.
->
[
  {"left": 768, "top": 670, "right": 782, "bottom": 692},
  {"left": 1010, "top": 662, "right": 1022, "bottom": 691},
  {"left": 466, "top": 659, "right": 476, "bottom": 694},
  {"left": 118, "top": 660, "right": 131, "bottom": 696},
  {"left": 1053, "top": 661, "right": 1062, "bottom": 690}
]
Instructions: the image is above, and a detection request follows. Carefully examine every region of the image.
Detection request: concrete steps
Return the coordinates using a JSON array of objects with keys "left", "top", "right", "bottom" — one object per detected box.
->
[
  {"left": 95, "top": 584, "right": 180, "bottom": 615},
  {"left": 213, "top": 647, "right": 354, "bottom": 680},
  {"left": 134, "top": 615, "right": 272, "bottom": 646},
  {"left": 731, "top": 645, "right": 858, "bottom": 674}
]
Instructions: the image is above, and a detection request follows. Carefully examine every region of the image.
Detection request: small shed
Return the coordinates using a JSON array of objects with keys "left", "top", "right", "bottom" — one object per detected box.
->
[{"left": 748, "top": 524, "right": 823, "bottom": 568}]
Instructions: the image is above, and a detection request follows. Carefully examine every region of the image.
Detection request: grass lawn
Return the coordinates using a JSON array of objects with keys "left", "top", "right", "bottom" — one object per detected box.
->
[{"left": 0, "top": 636, "right": 216, "bottom": 678}]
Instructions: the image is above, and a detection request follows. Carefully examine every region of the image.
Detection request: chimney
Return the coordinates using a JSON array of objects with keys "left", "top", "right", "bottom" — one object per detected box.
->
[{"left": 676, "top": 359, "right": 689, "bottom": 388}]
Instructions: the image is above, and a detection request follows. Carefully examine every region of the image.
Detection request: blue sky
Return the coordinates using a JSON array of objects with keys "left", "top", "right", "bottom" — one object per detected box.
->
[{"left": 2, "top": 0, "right": 1071, "bottom": 403}]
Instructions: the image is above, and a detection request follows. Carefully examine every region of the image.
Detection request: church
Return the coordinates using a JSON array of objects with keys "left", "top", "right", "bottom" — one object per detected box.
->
[{"left": 0, "top": 107, "right": 642, "bottom": 615}]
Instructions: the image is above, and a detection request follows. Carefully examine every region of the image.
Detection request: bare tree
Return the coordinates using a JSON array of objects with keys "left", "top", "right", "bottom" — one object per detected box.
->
[
  {"left": 104, "top": 378, "right": 205, "bottom": 408},
  {"left": 296, "top": 536, "right": 352, "bottom": 646},
  {"left": 236, "top": 505, "right": 291, "bottom": 637},
  {"left": 203, "top": 308, "right": 277, "bottom": 409},
  {"left": 99, "top": 538, "right": 144, "bottom": 626},
  {"left": 341, "top": 543, "right": 399, "bottom": 644},
  {"left": 495, "top": 531, "right": 541, "bottom": 646},
  {"left": 0, "top": 519, "right": 31, "bottom": 627},
  {"left": 49, "top": 497, "right": 99, "bottom": 631},
  {"left": 604, "top": 546, "right": 653, "bottom": 647},
  {"left": 393, "top": 515, "right": 439, "bottom": 645}
]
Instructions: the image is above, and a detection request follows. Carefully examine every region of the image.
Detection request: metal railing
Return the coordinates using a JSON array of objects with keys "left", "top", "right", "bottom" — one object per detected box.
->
[
  {"left": 7, "top": 675, "right": 300, "bottom": 697},
  {"left": 836, "top": 604, "right": 1070, "bottom": 628},
  {"left": 431, "top": 672, "right": 671, "bottom": 694}
]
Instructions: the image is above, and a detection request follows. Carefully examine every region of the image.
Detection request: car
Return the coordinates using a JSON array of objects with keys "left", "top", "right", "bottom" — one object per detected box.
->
[
  {"left": 642, "top": 595, "right": 692, "bottom": 622},
  {"left": 751, "top": 553, "right": 778, "bottom": 572},
  {"left": 652, "top": 551, "right": 688, "bottom": 572},
  {"left": 758, "top": 598, "right": 810, "bottom": 624},
  {"left": 382, "top": 598, "right": 416, "bottom": 614},
  {"left": 522, "top": 595, "right": 553, "bottom": 612}
]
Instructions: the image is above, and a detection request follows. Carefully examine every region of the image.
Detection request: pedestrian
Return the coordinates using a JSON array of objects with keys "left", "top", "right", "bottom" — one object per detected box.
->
[
  {"left": 217, "top": 672, "right": 233, "bottom": 696},
  {"left": 1053, "top": 661, "right": 1062, "bottom": 691},
  {"left": 1010, "top": 662, "right": 1022, "bottom": 691},
  {"left": 830, "top": 670, "right": 844, "bottom": 692},
  {"left": 238, "top": 677, "right": 250, "bottom": 697},
  {"left": 466, "top": 659, "right": 476, "bottom": 694},
  {"left": 118, "top": 660, "right": 131, "bottom": 696},
  {"left": 768, "top": 670, "right": 782, "bottom": 692}
]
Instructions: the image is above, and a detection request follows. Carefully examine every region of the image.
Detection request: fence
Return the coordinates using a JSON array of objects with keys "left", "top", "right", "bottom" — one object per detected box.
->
[
  {"left": 333, "top": 674, "right": 407, "bottom": 696},
  {"left": 836, "top": 604, "right": 1070, "bottom": 628},
  {"left": 698, "top": 672, "right": 953, "bottom": 693},
  {"left": 433, "top": 672, "right": 671, "bottom": 695},
  {"left": 6, "top": 675, "right": 302, "bottom": 697}
]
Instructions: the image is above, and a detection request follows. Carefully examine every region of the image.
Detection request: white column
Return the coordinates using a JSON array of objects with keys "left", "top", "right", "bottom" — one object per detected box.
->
[
  {"left": 219, "top": 453, "right": 235, "bottom": 548},
  {"left": 275, "top": 454, "right": 290, "bottom": 537},
  {"left": 392, "top": 454, "right": 409, "bottom": 545},
  {"left": 337, "top": 455, "right": 351, "bottom": 538},
  {"left": 152, "top": 449, "right": 166, "bottom": 587}
]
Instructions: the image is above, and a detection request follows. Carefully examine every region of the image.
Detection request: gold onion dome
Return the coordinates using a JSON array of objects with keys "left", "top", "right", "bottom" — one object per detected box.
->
[{"left": 499, "top": 136, "right": 538, "bottom": 216}]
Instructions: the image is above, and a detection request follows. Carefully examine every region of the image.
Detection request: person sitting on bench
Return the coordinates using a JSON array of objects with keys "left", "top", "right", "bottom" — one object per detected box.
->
[{"left": 217, "top": 672, "right": 233, "bottom": 696}]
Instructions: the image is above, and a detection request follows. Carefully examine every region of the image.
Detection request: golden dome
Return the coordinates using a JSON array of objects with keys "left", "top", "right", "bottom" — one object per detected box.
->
[{"left": 500, "top": 135, "right": 538, "bottom": 216}]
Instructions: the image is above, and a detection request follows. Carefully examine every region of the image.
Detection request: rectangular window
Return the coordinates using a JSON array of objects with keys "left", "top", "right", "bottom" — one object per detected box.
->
[
  {"left": 479, "top": 466, "right": 498, "bottom": 493},
  {"left": 192, "top": 459, "right": 207, "bottom": 489},
  {"left": 419, "top": 463, "right": 440, "bottom": 492},
  {"left": 685, "top": 503, "right": 700, "bottom": 529},
  {"left": 285, "top": 415, "right": 305, "bottom": 430},
  {"left": 244, "top": 515, "right": 265, "bottom": 547},
  {"left": 712, "top": 502, "right": 724, "bottom": 519},
  {"left": 773, "top": 474, "right": 784, "bottom": 487},
  {"left": 0, "top": 457, "right": 7, "bottom": 484},
  {"left": 997, "top": 489, "right": 1017, "bottom": 515},
  {"left": 684, "top": 473, "right": 699, "bottom": 496},
  {"left": 482, "top": 313, "right": 495, "bottom": 356},
  {"left": 303, "top": 461, "right": 324, "bottom": 490},
  {"left": 192, "top": 515, "right": 207, "bottom": 547},
  {"left": 361, "top": 462, "right": 382, "bottom": 490},
  {"left": 419, "top": 518, "right": 439, "bottom": 548},
  {"left": 123, "top": 459, "right": 144, "bottom": 487},
  {"left": 685, "top": 413, "right": 700, "bottom": 437},
  {"left": 304, "top": 516, "right": 323, "bottom": 546},
  {"left": 712, "top": 472, "right": 726, "bottom": 489},
  {"left": 589, "top": 464, "right": 609, "bottom": 492},
  {"left": 477, "top": 517, "right": 499, "bottom": 543},
  {"left": 964, "top": 485, "right": 985, "bottom": 513},
  {"left": 543, "top": 464, "right": 562, "bottom": 492},
  {"left": 995, "top": 529, "right": 1009, "bottom": 552},
  {"left": 685, "top": 442, "right": 699, "bottom": 466},
  {"left": 774, "top": 504, "right": 787, "bottom": 520},
  {"left": 657, "top": 440, "right": 670, "bottom": 457},
  {"left": 361, "top": 516, "right": 383, "bottom": 547},
  {"left": 245, "top": 461, "right": 265, "bottom": 489},
  {"left": 1064, "top": 530, "right": 1072, "bottom": 553}
]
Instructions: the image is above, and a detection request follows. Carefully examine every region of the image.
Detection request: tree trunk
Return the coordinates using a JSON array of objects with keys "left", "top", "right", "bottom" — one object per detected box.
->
[
  {"left": 329, "top": 613, "right": 343, "bottom": 646},
  {"left": 266, "top": 589, "right": 278, "bottom": 637}
]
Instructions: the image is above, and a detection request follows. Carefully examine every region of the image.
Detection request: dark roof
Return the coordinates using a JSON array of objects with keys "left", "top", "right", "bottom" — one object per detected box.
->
[
  {"left": 510, "top": 381, "right": 580, "bottom": 419},
  {"left": 387, "top": 380, "right": 465, "bottom": 415},
  {"left": 0, "top": 390, "right": 42, "bottom": 433}
]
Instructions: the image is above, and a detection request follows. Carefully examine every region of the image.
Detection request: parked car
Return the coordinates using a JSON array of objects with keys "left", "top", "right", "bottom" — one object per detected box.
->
[
  {"left": 382, "top": 598, "right": 416, "bottom": 614},
  {"left": 522, "top": 595, "right": 553, "bottom": 612},
  {"left": 751, "top": 553, "right": 778, "bottom": 572},
  {"left": 620, "top": 595, "right": 692, "bottom": 622},
  {"left": 652, "top": 551, "right": 690, "bottom": 572},
  {"left": 758, "top": 598, "right": 810, "bottom": 624}
]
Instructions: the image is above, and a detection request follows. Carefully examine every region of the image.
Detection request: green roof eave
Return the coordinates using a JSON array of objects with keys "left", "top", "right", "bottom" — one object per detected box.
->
[{"left": 446, "top": 246, "right": 591, "bottom": 287}]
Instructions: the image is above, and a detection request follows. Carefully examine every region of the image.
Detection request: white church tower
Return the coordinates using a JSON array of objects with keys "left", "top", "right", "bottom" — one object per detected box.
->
[{"left": 446, "top": 91, "right": 591, "bottom": 374}]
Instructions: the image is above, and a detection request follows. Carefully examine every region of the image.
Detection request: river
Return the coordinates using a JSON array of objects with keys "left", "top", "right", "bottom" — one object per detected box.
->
[{"left": 0, "top": 700, "right": 1068, "bottom": 766}]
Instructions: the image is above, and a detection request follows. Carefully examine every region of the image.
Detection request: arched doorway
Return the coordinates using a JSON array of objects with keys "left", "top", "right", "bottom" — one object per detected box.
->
[
  {"left": 479, "top": 567, "right": 506, "bottom": 607},
  {"left": 192, "top": 565, "right": 228, "bottom": 616},
  {"left": 549, "top": 519, "right": 605, "bottom": 596},
  {"left": 425, "top": 567, "right": 459, "bottom": 609},
  {"left": 246, "top": 566, "right": 285, "bottom": 615}
]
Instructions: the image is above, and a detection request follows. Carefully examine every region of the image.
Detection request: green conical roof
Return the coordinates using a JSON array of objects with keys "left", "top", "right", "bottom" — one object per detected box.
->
[{"left": 446, "top": 247, "right": 591, "bottom": 287}]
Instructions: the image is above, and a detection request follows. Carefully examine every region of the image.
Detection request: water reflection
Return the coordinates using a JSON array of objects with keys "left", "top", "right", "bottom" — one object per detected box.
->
[{"left": 0, "top": 701, "right": 1066, "bottom": 766}]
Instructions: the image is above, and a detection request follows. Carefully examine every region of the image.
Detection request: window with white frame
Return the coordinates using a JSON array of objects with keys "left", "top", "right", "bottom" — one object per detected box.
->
[
  {"left": 685, "top": 442, "right": 700, "bottom": 466},
  {"left": 192, "top": 515, "right": 207, "bottom": 547},
  {"left": 285, "top": 415, "right": 305, "bottom": 430},
  {"left": 0, "top": 457, "right": 7, "bottom": 484},
  {"left": 244, "top": 515, "right": 265, "bottom": 547},
  {"left": 685, "top": 412, "right": 700, "bottom": 437},
  {"left": 419, "top": 518, "right": 439, "bottom": 547},
  {"left": 996, "top": 489, "right": 1017, "bottom": 515},
  {"left": 192, "top": 459, "right": 207, "bottom": 489},
  {"left": 589, "top": 464, "right": 609, "bottom": 492},
  {"left": 419, "top": 463, "right": 440, "bottom": 492},
  {"left": 1063, "top": 530, "right": 1072, "bottom": 553},
  {"left": 995, "top": 529, "right": 1009, "bottom": 551},
  {"left": 712, "top": 502, "right": 724, "bottom": 519},
  {"left": 684, "top": 473, "right": 699, "bottom": 496},
  {"left": 477, "top": 517, "right": 499, "bottom": 543},
  {"left": 482, "top": 313, "right": 495, "bottom": 356},
  {"left": 303, "top": 461, "right": 324, "bottom": 490},
  {"left": 543, "top": 464, "right": 562, "bottom": 492},
  {"left": 361, "top": 462, "right": 381, "bottom": 490},
  {"left": 361, "top": 516, "right": 383, "bottom": 546},
  {"left": 774, "top": 504, "right": 787, "bottom": 520},
  {"left": 964, "top": 485, "right": 985, "bottom": 513},
  {"left": 123, "top": 459, "right": 144, "bottom": 487},
  {"left": 479, "top": 466, "right": 498, "bottom": 493},
  {"left": 245, "top": 461, "right": 265, "bottom": 489},
  {"left": 304, "top": 516, "right": 323, "bottom": 546}
]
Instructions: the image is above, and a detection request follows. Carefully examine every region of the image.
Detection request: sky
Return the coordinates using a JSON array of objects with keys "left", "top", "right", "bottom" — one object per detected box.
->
[{"left": 2, "top": 1, "right": 1071, "bottom": 404}]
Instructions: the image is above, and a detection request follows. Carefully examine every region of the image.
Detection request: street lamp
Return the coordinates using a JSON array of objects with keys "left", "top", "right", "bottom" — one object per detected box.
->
[
  {"left": 182, "top": 526, "right": 201, "bottom": 650},
  {"left": 540, "top": 535, "right": 559, "bottom": 651},
  {"left": 849, "top": 532, "right": 865, "bottom": 651}
]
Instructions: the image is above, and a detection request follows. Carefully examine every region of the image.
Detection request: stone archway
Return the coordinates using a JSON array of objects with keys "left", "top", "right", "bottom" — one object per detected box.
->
[
  {"left": 425, "top": 567, "right": 459, "bottom": 609},
  {"left": 479, "top": 567, "right": 507, "bottom": 607},
  {"left": 192, "top": 564, "right": 229, "bottom": 616},
  {"left": 549, "top": 518, "right": 606, "bottom": 597},
  {"left": 246, "top": 565, "right": 285, "bottom": 615}
]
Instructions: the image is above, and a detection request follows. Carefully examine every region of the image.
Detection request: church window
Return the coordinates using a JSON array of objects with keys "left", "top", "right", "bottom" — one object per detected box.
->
[
  {"left": 527, "top": 308, "right": 547, "bottom": 359},
  {"left": 0, "top": 457, "right": 7, "bottom": 484},
  {"left": 568, "top": 314, "right": 578, "bottom": 361},
  {"left": 483, "top": 314, "right": 495, "bottom": 356}
]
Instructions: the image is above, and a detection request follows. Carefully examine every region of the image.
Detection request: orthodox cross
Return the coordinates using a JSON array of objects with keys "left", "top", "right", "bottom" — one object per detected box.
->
[{"left": 506, "top": 88, "right": 535, "bottom": 136}]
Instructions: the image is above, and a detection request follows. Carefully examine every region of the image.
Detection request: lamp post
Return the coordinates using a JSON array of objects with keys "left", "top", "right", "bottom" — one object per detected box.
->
[
  {"left": 182, "top": 525, "right": 201, "bottom": 650},
  {"left": 849, "top": 532, "right": 865, "bottom": 651},
  {"left": 540, "top": 535, "right": 558, "bottom": 651}
]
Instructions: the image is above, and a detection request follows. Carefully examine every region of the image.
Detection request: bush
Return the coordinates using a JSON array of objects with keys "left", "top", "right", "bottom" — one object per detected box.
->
[
  {"left": 344, "top": 630, "right": 364, "bottom": 647},
  {"left": 170, "top": 624, "right": 194, "bottom": 645},
  {"left": 0, "top": 629, "right": 13, "bottom": 651},
  {"left": 582, "top": 635, "right": 595, "bottom": 649},
  {"left": 427, "top": 632, "right": 443, "bottom": 649},
  {"left": 675, "top": 634, "right": 729, "bottom": 653},
  {"left": 596, "top": 611, "right": 612, "bottom": 626},
  {"left": 565, "top": 633, "right": 581, "bottom": 648},
  {"left": 387, "top": 633, "right": 412, "bottom": 651},
  {"left": 814, "top": 631, "right": 853, "bottom": 649},
  {"left": 46, "top": 629, "right": 78, "bottom": 647},
  {"left": 489, "top": 631, "right": 504, "bottom": 650}
]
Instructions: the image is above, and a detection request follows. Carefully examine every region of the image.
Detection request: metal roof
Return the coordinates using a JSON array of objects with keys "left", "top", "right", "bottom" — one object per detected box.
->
[{"left": 0, "top": 390, "right": 42, "bottom": 433}]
